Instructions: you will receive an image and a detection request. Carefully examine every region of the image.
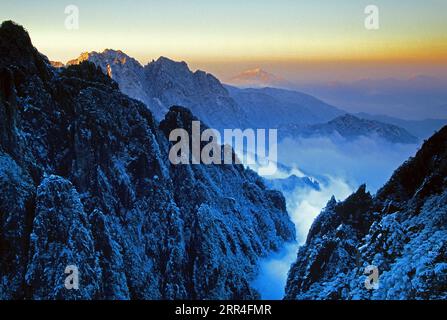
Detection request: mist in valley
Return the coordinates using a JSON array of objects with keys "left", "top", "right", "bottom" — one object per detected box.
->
[{"left": 252, "top": 135, "right": 421, "bottom": 299}]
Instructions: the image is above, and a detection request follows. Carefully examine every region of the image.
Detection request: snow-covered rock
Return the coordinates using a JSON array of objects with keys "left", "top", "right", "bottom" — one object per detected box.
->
[
  {"left": 285, "top": 125, "right": 447, "bottom": 300},
  {"left": 0, "top": 21, "right": 295, "bottom": 300},
  {"left": 68, "top": 50, "right": 247, "bottom": 130}
]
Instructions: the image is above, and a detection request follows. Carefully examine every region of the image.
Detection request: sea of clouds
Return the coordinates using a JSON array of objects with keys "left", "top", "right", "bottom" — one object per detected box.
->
[{"left": 252, "top": 135, "right": 421, "bottom": 299}]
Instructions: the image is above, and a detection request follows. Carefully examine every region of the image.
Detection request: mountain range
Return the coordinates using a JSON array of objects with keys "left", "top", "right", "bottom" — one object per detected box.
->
[
  {"left": 0, "top": 21, "right": 295, "bottom": 299},
  {"left": 64, "top": 50, "right": 344, "bottom": 129},
  {"left": 66, "top": 50, "right": 246, "bottom": 131},
  {"left": 283, "top": 114, "right": 419, "bottom": 144},
  {"left": 1, "top": 20, "right": 446, "bottom": 300},
  {"left": 355, "top": 113, "right": 447, "bottom": 140},
  {"left": 60, "top": 51, "right": 423, "bottom": 144},
  {"left": 298, "top": 77, "right": 447, "bottom": 120}
]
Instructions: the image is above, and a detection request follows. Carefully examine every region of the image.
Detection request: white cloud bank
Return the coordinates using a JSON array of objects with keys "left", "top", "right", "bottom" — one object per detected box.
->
[{"left": 252, "top": 135, "right": 421, "bottom": 299}]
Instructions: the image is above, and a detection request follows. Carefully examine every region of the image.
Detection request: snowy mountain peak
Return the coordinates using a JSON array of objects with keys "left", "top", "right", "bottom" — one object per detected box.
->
[
  {"left": 65, "top": 50, "right": 247, "bottom": 127},
  {"left": 153, "top": 56, "right": 187, "bottom": 67},
  {"left": 145, "top": 56, "right": 192, "bottom": 78},
  {"left": 67, "top": 49, "right": 141, "bottom": 68},
  {"left": 240, "top": 67, "right": 274, "bottom": 79},
  {"left": 100, "top": 49, "right": 133, "bottom": 65},
  {"left": 228, "top": 68, "right": 289, "bottom": 88}
]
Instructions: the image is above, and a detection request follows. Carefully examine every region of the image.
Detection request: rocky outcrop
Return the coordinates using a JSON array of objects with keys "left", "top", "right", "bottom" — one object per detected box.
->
[
  {"left": 0, "top": 21, "right": 295, "bottom": 300},
  {"left": 67, "top": 50, "right": 247, "bottom": 130},
  {"left": 285, "top": 126, "right": 447, "bottom": 300},
  {"left": 25, "top": 175, "right": 102, "bottom": 300}
]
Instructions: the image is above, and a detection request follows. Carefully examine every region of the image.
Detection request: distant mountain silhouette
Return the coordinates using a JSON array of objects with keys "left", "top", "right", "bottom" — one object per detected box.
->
[
  {"left": 282, "top": 114, "right": 418, "bottom": 144},
  {"left": 298, "top": 77, "right": 447, "bottom": 120},
  {"left": 227, "top": 68, "right": 292, "bottom": 88}
]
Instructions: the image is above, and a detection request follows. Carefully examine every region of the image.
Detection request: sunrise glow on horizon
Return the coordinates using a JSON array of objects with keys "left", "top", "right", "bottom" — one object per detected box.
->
[{"left": 2, "top": 0, "right": 446, "bottom": 81}]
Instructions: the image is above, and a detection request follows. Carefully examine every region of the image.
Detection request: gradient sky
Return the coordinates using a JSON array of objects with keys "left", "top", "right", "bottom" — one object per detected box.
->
[{"left": 2, "top": 0, "right": 447, "bottom": 82}]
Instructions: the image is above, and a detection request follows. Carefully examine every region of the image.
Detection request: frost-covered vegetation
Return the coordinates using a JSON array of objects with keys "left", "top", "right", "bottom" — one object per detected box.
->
[
  {"left": 285, "top": 126, "right": 447, "bottom": 300},
  {"left": 0, "top": 21, "right": 295, "bottom": 300}
]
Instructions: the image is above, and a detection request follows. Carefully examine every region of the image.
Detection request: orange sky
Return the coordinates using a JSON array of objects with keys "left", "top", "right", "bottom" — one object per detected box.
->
[{"left": 2, "top": 0, "right": 446, "bottom": 82}]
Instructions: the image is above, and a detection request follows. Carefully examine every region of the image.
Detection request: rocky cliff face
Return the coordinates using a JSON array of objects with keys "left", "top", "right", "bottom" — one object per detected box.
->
[
  {"left": 0, "top": 21, "right": 295, "bottom": 300},
  {"left": 68, "top": 50, "right": 247, "bottom": 130},
  {"left": 285, "top": 125, "right": 447, "bottom": 300}
]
